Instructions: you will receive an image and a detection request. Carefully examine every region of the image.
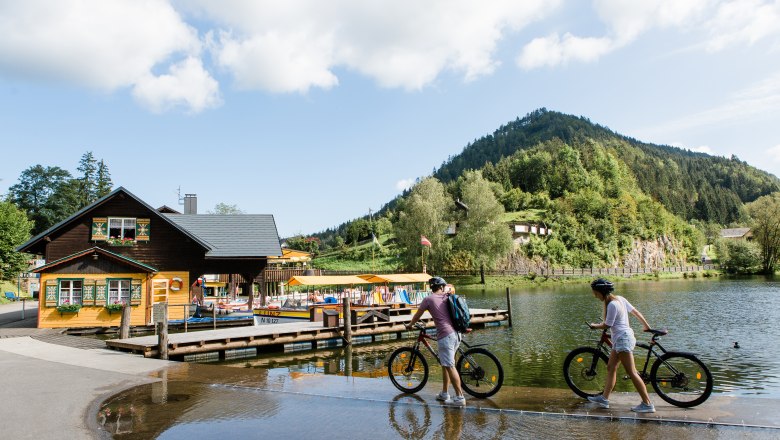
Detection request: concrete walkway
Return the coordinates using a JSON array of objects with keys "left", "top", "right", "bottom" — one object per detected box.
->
[{"left": 0, "top": 337, "right": 170, "bottom": 440}]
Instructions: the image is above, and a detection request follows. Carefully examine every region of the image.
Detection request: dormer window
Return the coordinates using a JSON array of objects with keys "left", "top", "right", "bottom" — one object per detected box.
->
[{"left": 109, "top": 217, "right": 136, "bottom": 240}]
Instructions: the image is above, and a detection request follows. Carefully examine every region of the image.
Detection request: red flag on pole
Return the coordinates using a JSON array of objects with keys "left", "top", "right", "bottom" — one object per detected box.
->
[{"left": 420, "top": 235, "right": 432, "bottom": 247}]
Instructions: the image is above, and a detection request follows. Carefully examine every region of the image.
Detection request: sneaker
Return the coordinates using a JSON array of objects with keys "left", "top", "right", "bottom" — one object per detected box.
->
[
  {"left": 436, "top": 391, "right": 450, "bottom": 401},
  {"left": 587, "top": 394, "right": 610, "bottom": 409},
  {"left": 631, "top": 402, "right": 656, "bottom": 413},
  {"left": 444, "top": 395, "right": 466, "bottom": 406}
]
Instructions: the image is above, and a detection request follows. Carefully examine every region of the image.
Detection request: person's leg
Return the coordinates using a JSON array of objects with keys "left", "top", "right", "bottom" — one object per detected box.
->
[
  {"left": 442, "top": 366, "right": 450, "bottom": 394},
  {"left": 444, "top": 366, "right": 464, "bottom": 397},
  {"left": 602, "top": 350, "right": 620, "bottom": 399},
  {"left": 617, "top": 351, "right": 652, "bottom": 404}
]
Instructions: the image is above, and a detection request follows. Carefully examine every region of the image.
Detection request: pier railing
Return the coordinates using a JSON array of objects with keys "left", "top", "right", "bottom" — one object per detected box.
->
[{"left": 312, "top": 265, "right": 719, "bottom": 278}]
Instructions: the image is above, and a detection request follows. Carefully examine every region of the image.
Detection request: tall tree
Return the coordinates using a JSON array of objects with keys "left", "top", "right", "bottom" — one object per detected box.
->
[
  {"left": 394, "top": 177, "right": 453, "bottom": 272},
  {"left": 77, "top": 151, "right": 98, "bottom": 208},
  {"left": 96, "top": 159, "right": 113, "bottom": 197},
  {"left": 8, "top": 165, "right": 73, "bottom": 235},
  {"left": 746, "top": 192, "right": 780, "bottom": 273},
  {"left": 208, "top": 203, "right": 244, "bottom": 215},
  {"left": 453, "top": 171, "right": 513, "bottom": 283},
  {"left": 0, "top": 200, "right": 34, "bottom": 280}
]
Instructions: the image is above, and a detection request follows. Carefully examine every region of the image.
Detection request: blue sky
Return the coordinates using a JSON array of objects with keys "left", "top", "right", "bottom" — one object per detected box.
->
[{"left": 2, "top": 1, "right": 780, "bottom": 237}]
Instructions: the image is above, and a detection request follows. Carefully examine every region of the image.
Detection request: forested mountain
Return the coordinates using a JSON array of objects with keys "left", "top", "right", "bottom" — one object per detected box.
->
[
  {"left": 308, "top": 109, "right": 780, "bottom": 257},
  {"left": 435, "top": 109, "right": 779, "bottom": 225}
]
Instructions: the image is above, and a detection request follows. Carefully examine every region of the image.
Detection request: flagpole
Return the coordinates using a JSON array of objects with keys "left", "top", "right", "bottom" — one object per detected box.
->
[{"left": 369, "top": 208, "right": 375, "bottom": 273}]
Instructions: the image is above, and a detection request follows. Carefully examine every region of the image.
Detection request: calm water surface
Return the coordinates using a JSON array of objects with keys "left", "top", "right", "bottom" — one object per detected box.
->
[{"left": 220, "top": 276, "right": 780, "bottom": 397}]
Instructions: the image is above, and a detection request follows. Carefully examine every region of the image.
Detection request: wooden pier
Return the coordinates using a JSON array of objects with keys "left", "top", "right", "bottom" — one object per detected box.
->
[{"left": 105, "top": 308, "right": 508, "bottom": 359}]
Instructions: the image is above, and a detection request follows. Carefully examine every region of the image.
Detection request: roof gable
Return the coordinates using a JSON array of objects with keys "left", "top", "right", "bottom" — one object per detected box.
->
[
  {"left": 16, "top": 187, "right": 210, "bottom": 253},
  {"left": 32, "top": 246, "right": 157, "bottom": 273}
]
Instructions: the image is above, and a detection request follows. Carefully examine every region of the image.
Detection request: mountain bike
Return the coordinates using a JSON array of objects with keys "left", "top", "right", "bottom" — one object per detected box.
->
[
  {"left": 563, "top": 324, "right": 713, "bottom": 408},
  {"left": 388, "top": 322, "right": 504, "bottom": 398}
]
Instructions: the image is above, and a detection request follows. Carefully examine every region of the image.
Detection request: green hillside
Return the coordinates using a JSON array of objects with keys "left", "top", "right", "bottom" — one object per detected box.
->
[{"left": 309, "top": 109, "right": 780, "bottom": 271}]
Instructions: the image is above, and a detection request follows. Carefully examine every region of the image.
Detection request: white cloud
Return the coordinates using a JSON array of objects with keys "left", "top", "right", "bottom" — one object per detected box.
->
[
  {"left": 396, "top": 178, "right": 416, "bottom": 191},
  {"left": 517, "top": 0, "right": 780, "bottom": 69},
  {"left": 705, "top": 0, "right": 780, "bottom": 51},
  {"left": 648, "top": 72, "right": 780, "bottom": 134},
  {"left": 0, "top": 0, "right": 219, "bottom": 113},
  {"left": 187, "top": 0, "right": 558, "bottom": 92},
  {"left": 518, "top": 33, "right": 613, "bottom": 69},
  {"left": 689, "top": 145, "right": 715, "bottom": 154},
  {"left": 132, "top": 57, "right": 222, "bottom": 113},
  {"left": 768, "top": 144, "right": 780, "bottom": 162}
]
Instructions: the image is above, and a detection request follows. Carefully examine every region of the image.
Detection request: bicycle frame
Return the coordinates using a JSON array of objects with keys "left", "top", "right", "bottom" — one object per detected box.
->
[
  {"left": 593, "top": 328, "right": 672, "bottom": 382},
  {"left": 408, "top": 324, "right": 482, "bottom": 367}
]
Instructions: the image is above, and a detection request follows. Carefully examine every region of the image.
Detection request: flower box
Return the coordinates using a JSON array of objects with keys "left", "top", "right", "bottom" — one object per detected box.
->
[
  {"left": 57, "top": 303, "right": 81, "bottom": 315},
  {"left": 105, "top": 303, "right": 125, "bottom": 313},
  {"left": 106, "top": 238, "right": 136, "bottom": 247}
]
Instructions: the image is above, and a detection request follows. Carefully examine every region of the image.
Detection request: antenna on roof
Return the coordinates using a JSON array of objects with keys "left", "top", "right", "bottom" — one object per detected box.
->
[{"left": 176, "top": 186, "right": 184, "bottom": 205}]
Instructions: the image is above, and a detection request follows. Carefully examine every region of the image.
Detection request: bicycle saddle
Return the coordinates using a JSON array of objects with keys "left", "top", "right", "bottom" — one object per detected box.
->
[{"left": 645, "top": 328, "right": 668, "bottom": 336}]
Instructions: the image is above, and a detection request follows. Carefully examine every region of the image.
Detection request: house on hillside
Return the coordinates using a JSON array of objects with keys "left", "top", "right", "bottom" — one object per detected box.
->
[
  {"left": 720, "top": 228, "right": 752, "bottom": 241},
  {"left": 16, "top": 187, "right": 281, "bottom": 329},
  {"left": 510, "top": 221, "right": 552, "bottom": 245}
]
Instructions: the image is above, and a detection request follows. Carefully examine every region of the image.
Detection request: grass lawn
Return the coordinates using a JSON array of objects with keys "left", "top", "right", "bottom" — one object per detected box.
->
[{"left": 1, "top": 279, "right": 30, "bottom": 304}]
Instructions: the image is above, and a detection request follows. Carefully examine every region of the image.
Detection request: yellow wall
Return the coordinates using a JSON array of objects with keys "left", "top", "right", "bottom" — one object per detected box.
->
[{"left": 38, "top": 272, "right": 190, "bottom": 329}]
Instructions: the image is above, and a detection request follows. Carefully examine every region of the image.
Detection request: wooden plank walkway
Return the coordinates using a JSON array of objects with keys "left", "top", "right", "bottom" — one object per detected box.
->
[{"left": 105, "top": 308, "right": 508, "bottom": 359}]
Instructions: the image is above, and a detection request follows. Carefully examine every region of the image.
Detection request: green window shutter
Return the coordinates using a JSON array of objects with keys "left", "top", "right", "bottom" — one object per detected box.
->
[
  {"left": 92, "top": 217, "right": 108, "bottom": 241},
  {"left": 130, "top": 282, "right": 142, "bottom": 305},
  {"left": 45, "top": 280, "right": 57, "bottom": 307},
  {"left": 136, "top": 218, "right": 150, "bottom": 241}
]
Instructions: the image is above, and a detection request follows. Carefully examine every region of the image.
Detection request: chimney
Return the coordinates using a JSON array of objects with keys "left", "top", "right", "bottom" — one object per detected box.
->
[{"left": 184, "top": 194, "right": 197, "bottom": 214}]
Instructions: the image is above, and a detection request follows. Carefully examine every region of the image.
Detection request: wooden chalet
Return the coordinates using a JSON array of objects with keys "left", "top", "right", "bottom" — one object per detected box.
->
[{"left": 16, "top": 187, "right": 281, "bottom": 329}]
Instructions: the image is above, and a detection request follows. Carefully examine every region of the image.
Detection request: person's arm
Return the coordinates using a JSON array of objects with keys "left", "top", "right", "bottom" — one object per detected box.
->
[
  {"left": 630, "top": 308, "right": 651, "bottom": 331},
  {"left": 588, "top": 321, "right": 608, "bottom": 330},
  {"left": 407, "top": 308, "right": 425, "bottom": 328}
]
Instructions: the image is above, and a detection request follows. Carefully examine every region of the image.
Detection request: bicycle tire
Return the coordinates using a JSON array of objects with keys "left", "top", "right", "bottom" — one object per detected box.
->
[
  {"left": 388, "top": 347, "right": 429, "bottom": 394},
  {"left": 563, "top": 347, "right": 609, "bottom": 399},
  {"left": 457, "top": 347, "right": 504, "bottom": 398},
  {"left": 650, "top": 352, "right": 713, "bottom": 408}
]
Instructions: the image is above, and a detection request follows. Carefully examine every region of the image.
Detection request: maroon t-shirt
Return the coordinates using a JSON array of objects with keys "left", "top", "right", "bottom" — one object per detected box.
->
[{"left": 418, "top": 292, "right": 455, "bottom": 339}]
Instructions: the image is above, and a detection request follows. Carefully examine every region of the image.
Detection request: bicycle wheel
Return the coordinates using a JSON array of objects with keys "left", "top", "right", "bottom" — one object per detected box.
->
[
  {"left": 388, "top": 347, "right": 429, "bottom": 394},
  {"left": 457, "top": 348, "right": 504, "bottom": 398},
  {"left": 650, "top": 352, "right": 713, "bottom": 407},
  {"left": 563, "top": 347, "right": 609, "bottom": 399}
]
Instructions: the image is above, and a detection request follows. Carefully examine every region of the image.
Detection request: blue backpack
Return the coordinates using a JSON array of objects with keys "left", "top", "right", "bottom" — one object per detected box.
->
[{"left": 447, "top": 294, "right": 471, "bottom": 333}]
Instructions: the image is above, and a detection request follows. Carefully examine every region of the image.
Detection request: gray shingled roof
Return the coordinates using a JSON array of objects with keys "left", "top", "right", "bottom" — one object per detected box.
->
[
  {"left": 720, "top": 228, "right": 751, "bottom": 238},
  {"left": 163, "top": 214, "right": 282, "bottom": 258}
]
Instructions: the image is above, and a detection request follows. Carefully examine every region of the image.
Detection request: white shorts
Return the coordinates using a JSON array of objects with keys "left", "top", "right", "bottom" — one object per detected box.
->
[
  {"left": 437, "top": 332, "right": 461, "bottom": 367},
  {"left": 613, "top": 333, "right": 636, "bottom": 353}
]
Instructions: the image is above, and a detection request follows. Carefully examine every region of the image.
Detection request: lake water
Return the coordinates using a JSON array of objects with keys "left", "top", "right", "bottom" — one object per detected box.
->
[{"left": 215, "top": 276, "right": 780, "bottom": 397}]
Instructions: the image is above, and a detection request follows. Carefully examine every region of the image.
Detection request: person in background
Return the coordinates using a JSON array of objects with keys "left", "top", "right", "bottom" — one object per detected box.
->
[
  {"left": 586, "top": 278, "right": 656, "bottom": 413},
  {"left": 406, "top": 276, "right": 466, "bottom": 406}
]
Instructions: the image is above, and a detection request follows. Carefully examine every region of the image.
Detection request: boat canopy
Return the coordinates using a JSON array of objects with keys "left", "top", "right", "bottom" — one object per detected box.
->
[
  {"left": 286, "top": 275, "right": 371, "bottom": 286},
  {"left": 357, "top": 273, "right": 431, "bottom": 283}
]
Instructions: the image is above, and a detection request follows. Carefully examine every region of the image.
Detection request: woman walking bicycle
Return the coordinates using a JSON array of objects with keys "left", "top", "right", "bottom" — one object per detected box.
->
[{"left": 586, "top": 278, "right": 656, "bottom": 413}]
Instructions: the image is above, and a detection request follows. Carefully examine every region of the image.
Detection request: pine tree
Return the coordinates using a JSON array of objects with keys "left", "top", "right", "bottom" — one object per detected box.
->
[{"left": 96, "top": 159, "right": 113, "bottom": 197}]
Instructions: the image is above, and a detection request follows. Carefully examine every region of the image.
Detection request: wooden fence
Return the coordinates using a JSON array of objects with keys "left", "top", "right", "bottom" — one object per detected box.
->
[{"left": 317, "top": 265, "right": 719, "bottom": 278}]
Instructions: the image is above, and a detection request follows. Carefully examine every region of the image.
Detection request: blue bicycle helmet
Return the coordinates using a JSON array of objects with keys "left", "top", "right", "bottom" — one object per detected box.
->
[{"left": 590, "top": 278, "right": 614, "bottom": 294}]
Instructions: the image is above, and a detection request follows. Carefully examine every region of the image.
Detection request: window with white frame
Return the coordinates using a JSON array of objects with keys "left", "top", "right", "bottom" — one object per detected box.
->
[
  {"left": 58, "top": 279, "right": 82, "bottom": 305},
  {"left": 108, "top": 217, "right": 136, "bottom": 240},
  {"left": 108, "top": 279, "right": 132, "bottom": 305}
]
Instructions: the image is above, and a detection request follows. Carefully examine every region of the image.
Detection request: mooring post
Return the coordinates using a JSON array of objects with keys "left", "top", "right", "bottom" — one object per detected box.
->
[
  {"left": 184, "top": 304, "right": 188, "bottom": 333},
  {"left": 343, "top": 299, "right": 352, "bottom": 345},
  {"left": 120, "top": 304, "right": 131, "bottom": 339},
  {"left": 213, "top": 303, "right": 217, "bottom": 330},
  {"left": 505, "top": 287, "right": 513, "bottom": 327},
  {"left": 158, "top": 304, "right": 169, "bottom": 360}
]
